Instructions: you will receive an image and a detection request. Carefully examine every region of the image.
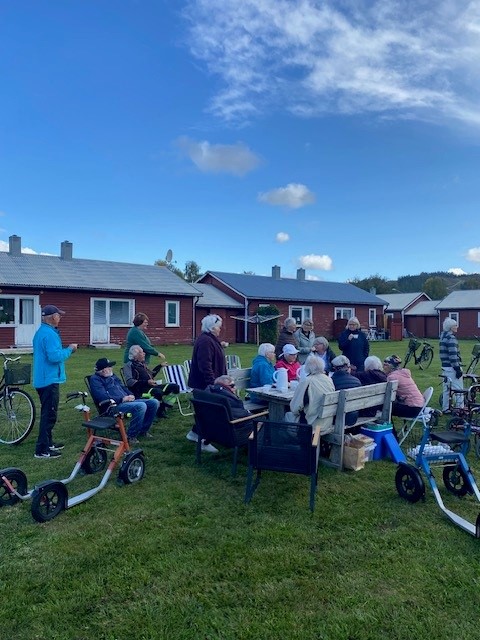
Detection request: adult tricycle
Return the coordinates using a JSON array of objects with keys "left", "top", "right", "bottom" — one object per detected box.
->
[
  {"left": 0, "top": 391, "right": 145, "bottom": 522},
  {"left": 395, "top": 406, "right": 480, "bottom": 537}
]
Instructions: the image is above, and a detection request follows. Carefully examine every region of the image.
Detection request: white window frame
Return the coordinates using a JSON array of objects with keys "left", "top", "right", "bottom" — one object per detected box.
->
[
  {"left": 334, "top": 307, "right": 354, "bottom": 320},
  {"left": 369, "top": 308, "right": 376, "bottom": 328},
  {"left": 165, "top": 300, "right": 180, "bottom": 327},
  {"left": 478, "top": 312, "right": 480, "bottom": 329},
  {"left": 449, "top": 312, "right": 459, "bottom": 326},
  {"left": 289, "top": 306, "right": 312, "bottom": 326},
  {"left": 0, "top": 295, "right": 16, "bottom": 326},
  {"left": 92, "top": 298, "right": 134, "bottom": 327}
]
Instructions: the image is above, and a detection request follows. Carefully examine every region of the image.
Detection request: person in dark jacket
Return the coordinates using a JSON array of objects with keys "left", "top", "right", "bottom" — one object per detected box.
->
[
  {"left": 274, "top": 317, "right": 298, "bottom": 358},
  {"left": 337, "top": 317, "right": 369, "bottom": 372},
  {"left": 123, "top": 345, "right": 179, "bottom": 418},
  {"left": 331, "top": 355, "right": 361, "bottom": 426},
  {"left": 186, "top": 314, "right": 228, "bottom": 452},
  {"left": 355, "top": 355, "right": 387, "bottom": 417},
  {"left": 207, "top": 375, "right": 253, "bottom": 421}
]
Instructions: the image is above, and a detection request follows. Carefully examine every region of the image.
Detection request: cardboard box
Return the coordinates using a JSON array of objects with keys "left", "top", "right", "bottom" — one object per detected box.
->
[{"left": 343, "top": 434, "right": 375, "bottom": 470}]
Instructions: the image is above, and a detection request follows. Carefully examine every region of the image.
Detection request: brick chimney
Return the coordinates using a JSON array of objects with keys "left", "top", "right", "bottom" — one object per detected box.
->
[
  {"left": 297, "top": 268, "right": 306, "bottom": 281},
  {"left": 272, "top": 265, "right": 281, "bottom": 279},
  {"left": 61, "top": 240, "right": 73, "bottom": 260},
  {"left": 8, "top": 235, "right": 22, "bottom": 256}
]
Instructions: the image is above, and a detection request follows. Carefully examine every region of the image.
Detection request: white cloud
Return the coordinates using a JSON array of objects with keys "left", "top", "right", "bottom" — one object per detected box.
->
[
  {"left": 448, "top": 267, "right": 467, "bottom": 275},
  {"left": 298, "top": 254, "right": 333, "bottom": 271},
  {"left": 306, "top": 274, "right": 321, "bottom": 281},
  {"left": 176, "top": 136, "right": 260, "bottom": 176},
  {"left": 0, "top": 240, "right": 54, "bottom": 255},
  {"left": 258, "top": 183, "right": 315, "bottom": 208},
  {"left": 276, "top": 232, "right": 290, "bottom": 243},
  {"left": 466, "top": 247, "right": 480, "bottom": 263},
  {"left": 184, "top": 0, "right": 480, "bottom": 127}
]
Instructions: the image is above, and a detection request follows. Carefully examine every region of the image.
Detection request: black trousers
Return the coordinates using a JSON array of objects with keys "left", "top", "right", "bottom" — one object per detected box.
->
[{"left": 36, "top": 383, "right": 60, "bottom": 454}]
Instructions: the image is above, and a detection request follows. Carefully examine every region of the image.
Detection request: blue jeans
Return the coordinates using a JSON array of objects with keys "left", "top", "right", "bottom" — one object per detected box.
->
[{"left": 114, "top": 398, "right": 159, "bottom": 438}]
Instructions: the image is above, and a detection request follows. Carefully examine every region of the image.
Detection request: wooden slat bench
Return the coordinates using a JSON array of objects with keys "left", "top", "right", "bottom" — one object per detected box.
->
[
  {"left": 317, "top": 381, "right": 398, "bottom": 470},
  {"left": 227, "top": 367, "right": 266, "bottom": 413}
]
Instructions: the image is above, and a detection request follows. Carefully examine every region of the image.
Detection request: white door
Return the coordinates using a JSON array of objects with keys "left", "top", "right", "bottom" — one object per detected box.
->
[
  {"left": 15, "top": 297, "right": 38, "bottom": 346},
  {"left": 91, "top": 300, "right": 109, "bottom": 344}
]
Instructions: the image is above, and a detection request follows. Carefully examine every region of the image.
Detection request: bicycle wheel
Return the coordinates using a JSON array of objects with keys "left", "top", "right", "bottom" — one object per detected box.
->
[
  {"left": 466, "top": 356, "right": 480, "bottom": 376},
  {"left": 419, "top": 347, "right": 434, "bottom": 370},
  {"left": 0, "top": 389, "right": 36, "bottom": 445}
]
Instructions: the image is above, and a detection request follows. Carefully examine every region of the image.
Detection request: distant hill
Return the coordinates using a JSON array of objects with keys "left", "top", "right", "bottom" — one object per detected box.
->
[{"left": 351, "top": 271, "right": 480, "bottom": 295}]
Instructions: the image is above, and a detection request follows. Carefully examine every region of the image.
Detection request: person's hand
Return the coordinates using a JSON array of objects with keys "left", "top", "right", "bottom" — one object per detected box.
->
[
  {"left": 148, "top": 379, "right": 156, "bottom": 386},
  {"left": 69, "top": 343, "right": 78, "bottom": 351},
  {"left": 348, "top": 334, "right": 354, "bottom": 340},
  {"left": 122, "top": 395, "right": 135, "bottom": 402},
  {"left": 454, "top": 367, "right": 463, "bottom": 379},
  {"left": 221, "top": 341, "right": 229, "bottom": 348},
  {"left": 158, "top": 352, "right": 166, "bottom": 360}
]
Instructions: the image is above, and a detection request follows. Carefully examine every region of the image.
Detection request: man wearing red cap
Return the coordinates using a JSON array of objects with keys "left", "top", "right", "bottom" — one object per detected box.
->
[{"left": 32, "top": 304, "right": 77, "bottom": 459}]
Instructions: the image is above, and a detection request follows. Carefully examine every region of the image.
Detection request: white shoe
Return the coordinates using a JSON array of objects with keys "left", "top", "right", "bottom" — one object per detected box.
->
[
  {"left": 201, "top": 441, "right": 219, "bottom": 453},
  {"left": 186, "top": 430, "right": 198, "bottom": 442}
]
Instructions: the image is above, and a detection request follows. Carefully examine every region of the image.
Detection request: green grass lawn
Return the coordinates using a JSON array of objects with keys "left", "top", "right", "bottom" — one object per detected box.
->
[{"left": 1, "top": 340, "right": 480, "bottom": 640}]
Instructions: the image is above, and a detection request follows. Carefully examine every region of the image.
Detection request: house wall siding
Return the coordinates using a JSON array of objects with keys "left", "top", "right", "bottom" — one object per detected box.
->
[{"left": 439, "top": 311, "right": 480, "bottom": 339}]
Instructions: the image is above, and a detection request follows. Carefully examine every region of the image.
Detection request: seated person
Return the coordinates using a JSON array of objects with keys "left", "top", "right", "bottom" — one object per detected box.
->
[
  {"left": 89, "top": 357, "right": 159, "bottom": 442},
  {"left": 356, "top": 355, "right": 387, "bottom": 417},
  {"left": 383, "top": 355, "right": 424, "bottom": 418},
  {"left": 286, "top": 355, "right": 335, "bottom": 434},
  {"left": 331, "top": 355, "right": 361, "bottom": 426},
  {"left": 311, "top": 336, "right": 336, "bottom": 373},
  {"left": 275, "top": 344, "right": 301, "bottom": 382},
  {"left": 249, "top": 343, "right": 276, "bottom": 404},
  {"left": 207, "top": 374, "right": 253, "bottom": 422},
  {"left": 123, "top": 345, "right": 179, "bottom": 418}
]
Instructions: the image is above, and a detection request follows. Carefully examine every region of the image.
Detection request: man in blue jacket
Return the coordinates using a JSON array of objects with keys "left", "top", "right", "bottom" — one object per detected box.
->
[{"left": 33, "top": 304, "right": 77, "bottom": 459}]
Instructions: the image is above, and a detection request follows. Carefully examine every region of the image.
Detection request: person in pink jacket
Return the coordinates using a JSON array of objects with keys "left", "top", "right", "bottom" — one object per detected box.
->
[{"left": 383, "top": 355, "right": 424, "bottom": 418}]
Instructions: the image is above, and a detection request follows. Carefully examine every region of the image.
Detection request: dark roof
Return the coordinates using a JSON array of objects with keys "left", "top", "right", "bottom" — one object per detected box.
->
[
  {"left": 0, "top": 252, "right": 200, "bottom": 296},
  {"left": 193, "top": 283, "right": 243, "bottom": 308},
  {"left": 203, "top": 271, "right": 387, "bottom": 305}
]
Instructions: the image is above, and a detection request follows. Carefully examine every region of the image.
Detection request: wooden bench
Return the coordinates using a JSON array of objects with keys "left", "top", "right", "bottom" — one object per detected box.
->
[
  {"left": 316, "top": 381, "right": 398, "bottom": 470},
  {"left": 227, "top": 367, "right": 266, "bottom": 413}
]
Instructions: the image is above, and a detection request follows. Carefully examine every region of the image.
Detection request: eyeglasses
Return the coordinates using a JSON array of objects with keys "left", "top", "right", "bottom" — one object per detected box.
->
[{"left": 228, "top": 383, "right": 235, "bottom": 388}]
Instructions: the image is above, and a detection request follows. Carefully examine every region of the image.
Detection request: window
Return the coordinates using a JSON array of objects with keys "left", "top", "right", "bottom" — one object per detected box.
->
[
  {"left": 369, "top": 308, "right": 376, "bottom": 328},
  {"left": 0, "top": 298, "right": 15, "bottom": 324},
  {"left": 334, "top": 307, "right": 354, "bottom": 320},
  {"left": 92, "top": 299, "right": 133, "bottom": 326},
  {"left": 165, "top": 301, "right": 180, "bottom": 327},
  {"left": 449, "top": 312, "right": 459, "bottom": 326},
  {"left": 289, "top": 306, "right": 312, "bottom": 326},
  {"left": 478, "top": 312, "right": 480, "bottom": 329}
]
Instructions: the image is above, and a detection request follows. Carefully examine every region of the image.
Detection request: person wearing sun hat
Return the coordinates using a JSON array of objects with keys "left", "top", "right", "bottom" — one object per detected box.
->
[
  {"left": 89, "top": 357, "right": 159, "bottom": 443},
  {"left": 274, "top": 343, "right": 301, "bottom": 382},
  {"left": 382, "top": 355, "right": 424, "bottom": 418},
  {"left": 33, "top": 304, "right": 78, "bottom": 459}
]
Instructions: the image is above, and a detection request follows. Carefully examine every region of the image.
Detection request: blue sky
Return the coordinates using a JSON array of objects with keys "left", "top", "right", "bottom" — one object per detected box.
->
[{"left": 1, "top": 0, "right": 480, "bottom": 283}]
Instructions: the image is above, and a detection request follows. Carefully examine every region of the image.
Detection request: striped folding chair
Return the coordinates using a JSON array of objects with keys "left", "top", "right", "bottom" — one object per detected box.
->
[
  {"left": 183, "top": 359, "right": 192, "bottom": 377},
  {"left": 226, "top": 354, "right": 241, "bottom": 370},
  {"left": 163, "top": 364, "right": 194, "bottom": 416}
]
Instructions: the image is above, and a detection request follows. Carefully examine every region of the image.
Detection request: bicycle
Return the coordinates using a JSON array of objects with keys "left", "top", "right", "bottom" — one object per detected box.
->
[
  {"left": 403, "top": 333, "right": 434, "bottom": 370},
  {"left": 0, "top": 352, "right": 36, "bottom": 445},
  {"left": 466, "top": 336, "right": 480, "bottom": 376}
]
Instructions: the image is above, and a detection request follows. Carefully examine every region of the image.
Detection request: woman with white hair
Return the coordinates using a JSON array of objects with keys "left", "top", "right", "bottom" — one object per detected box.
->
[
  {"left": 186, "top": 314, "right": 227, "bottom": 452},
  {"left": 274, "top": 317, "right": 299, "bottom": 358},
  {"left": 287, "top": 354, "right": 335, "bottom": 433},
  {"left": 338, "top": 316, "right": 369, "bottom": 371},
  {"left": 250, "top": 343, "right": 276, "bottom": 392},
  {"left": 439, "top": 317, "right": 463, "bottom": 412},
  {"left": 355, "top": 356, "right": 387, "bottom": 417},
  {"left": 311, "top": 336, "right": 336, "bottom": 373}
]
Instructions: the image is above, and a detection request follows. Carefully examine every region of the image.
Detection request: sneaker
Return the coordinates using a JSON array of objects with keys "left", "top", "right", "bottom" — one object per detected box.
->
[
  {"left": 201, "top": 441, "right": 219, "bottom": 453},
  {"left": 49, "top": 442, "right": 65, "bottom": 451},
  {"left": 186, "top": 430, "right": 199, "bottom": 442},
  {"left": 34, "top": 450, "right": 61, "bottom": 459},
  {"left": 128, "top": 437, "right": 140, "bottom": 445},
  {"left": 141, "top": 432, "right": 154, "bottom": 439}
]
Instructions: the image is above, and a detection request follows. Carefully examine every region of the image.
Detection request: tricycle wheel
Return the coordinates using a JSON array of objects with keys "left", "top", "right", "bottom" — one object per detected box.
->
[
  {"left": 395, "top": 464, "right": 425, "bottom": 503},
  {"left": 31, "top": 482, "right": 67, "bottom": 522},
  {"left": 119, "top": 452, "right": 145, "bottom": 485},
  {"left": 443, "top": 465, "right": 470, "bottom": 496},
  {"left": 81, "top": 446, "right": 108, "bottom": 474},
  {"left": 0, "top": 467, "right": 27, "bottom": 506}
]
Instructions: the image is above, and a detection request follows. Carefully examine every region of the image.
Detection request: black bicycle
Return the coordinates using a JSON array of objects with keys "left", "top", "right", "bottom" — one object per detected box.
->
[
  {"left": 0, "top": 353, "right": 36, "bottom": 445},
  {"left": 466, "top": 336, "right": 480, "bottom": 376},
  {"left": 403, "top": 333, "right": 434, "bottom": 370}
]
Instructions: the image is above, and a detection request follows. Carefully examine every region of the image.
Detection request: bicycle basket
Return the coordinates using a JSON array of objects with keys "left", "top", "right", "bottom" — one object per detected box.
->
[
  {"left": 408, "top": 338, "right": 421, "bottom": 351},
  {"left": 5, "top": 363, "right": 31, "bottom": 386},
  {"left": 472, "top": 344, "right": 480, "bottom": 357}
]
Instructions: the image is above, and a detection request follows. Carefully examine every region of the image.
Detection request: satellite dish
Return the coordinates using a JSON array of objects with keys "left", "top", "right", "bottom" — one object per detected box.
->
[{"left": 165, "top": 249, "right": 173, "bottom": 263}]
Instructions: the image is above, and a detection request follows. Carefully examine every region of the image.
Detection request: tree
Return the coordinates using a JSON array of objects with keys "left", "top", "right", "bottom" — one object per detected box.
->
[
  {"left": 154, "top": 258, "right": 184, "bottom": 279},
  {"left": 184, "top": 261, "right": 202, "bottom": 283},
  {"left": 257, "top": 304, "right": 281, "bottom": 345},
  {"left": 423, "top": 276, "right": 447, "bottom": 299},
  {"left": 460, "top": 277, "right": 480, "bottom": 290}
]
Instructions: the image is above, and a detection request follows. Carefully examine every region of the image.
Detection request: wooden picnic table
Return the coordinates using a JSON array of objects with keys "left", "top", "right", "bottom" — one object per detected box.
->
[{"left": 247, "top": 386, "right": 294, "bottom": 422}]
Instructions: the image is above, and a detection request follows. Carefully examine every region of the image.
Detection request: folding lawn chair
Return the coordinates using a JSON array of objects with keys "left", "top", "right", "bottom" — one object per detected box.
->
[
  {"left": 163, "top": 364, "right": 194, "bottom": 416},
  {"left": 226, "top": 354, "right": 241, "bottom": 370},
  {"left": 398, "top": 386, "right": 434, "bottom": 447}
]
